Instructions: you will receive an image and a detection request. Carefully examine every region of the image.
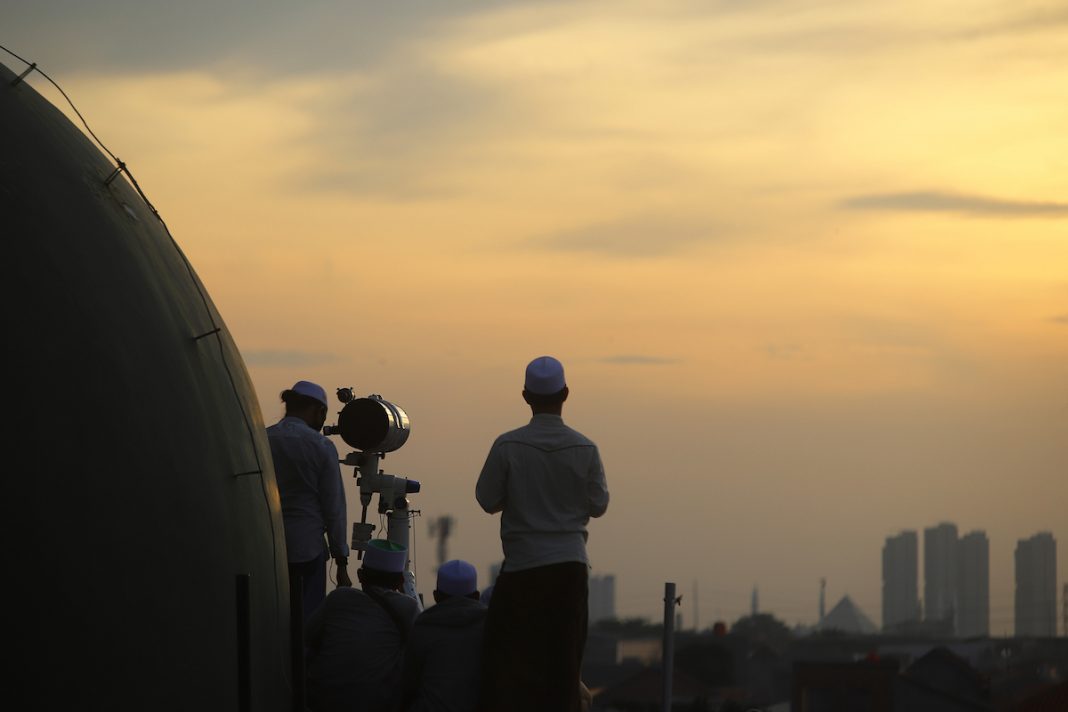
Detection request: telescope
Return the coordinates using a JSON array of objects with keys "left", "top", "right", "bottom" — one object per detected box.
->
[
  {"left": 324, "top": 388, "right": 412, "bottom": 454},
  {"left": 323, "top": 388, "right": 421, "bottom": 603}
]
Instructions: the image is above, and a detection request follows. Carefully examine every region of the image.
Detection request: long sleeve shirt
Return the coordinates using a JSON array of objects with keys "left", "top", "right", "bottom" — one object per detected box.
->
[
  {"left": 267, "top": 415, "right": 349, "bottom": 563},
  {"left": 475, "top": 413, "right": 609, "bottom": 572}
]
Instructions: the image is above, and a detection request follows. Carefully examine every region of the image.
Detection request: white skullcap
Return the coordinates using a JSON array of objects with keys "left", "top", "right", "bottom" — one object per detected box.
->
[
  {"left": 524, "top": 356, "right": 566, "bottom": 395},
  {"left": 290, "top": 380, "right": 328, "bottom": 407},
  {"left": 362, "top": 539, "right": 406, "bottom": 573}
]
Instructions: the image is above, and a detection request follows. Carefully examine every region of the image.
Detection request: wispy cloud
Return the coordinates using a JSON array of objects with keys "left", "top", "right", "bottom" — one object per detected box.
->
[
  {"left": 295, "top": 66, "right": 504, "bottom": 199},
  {"left": 530, "top": 216, "right": 719, "bottom": 257},
  {"left": 242, "top": 349, "right": 336, "bottom": 367},
  {"left": 4, "top": 1, "right": 526, "bottom": 75},
  {"left": 1050, "top": 314, "right": 1068, "bottom": 325},
  {"left": 956, "top": 4, "right": 1068, "bottom": 40},
  {"left": 840, "top": 191, "right": 1068, "bottom": 218},
  {"left": 599, "top": 355, "right": 680, "bottom": 365},
  {"left": 765, "top": 344, "right": 805, "bottom": 360}
]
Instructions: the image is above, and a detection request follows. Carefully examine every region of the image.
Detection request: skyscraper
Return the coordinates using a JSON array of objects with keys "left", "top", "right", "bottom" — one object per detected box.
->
[
  {"left": 588, "top": 574, "right": 616, "bottom": 624},
  {"left": 956, "top": 530, "right": 989, "bottom": 637},
  {"left": 1015, "top": 532, "right": 1057, "bottom": 637},
  {"left": 882, "top": 530, "right": 920, "bottom": 631},
  {"left": 925, "top": 522, "right": 959, "bottom": 632}
]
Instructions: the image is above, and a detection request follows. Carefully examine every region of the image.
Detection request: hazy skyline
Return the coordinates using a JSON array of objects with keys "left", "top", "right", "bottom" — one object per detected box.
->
[{"left": 6, "top": 0, "right": 1065, "bottom": 632}]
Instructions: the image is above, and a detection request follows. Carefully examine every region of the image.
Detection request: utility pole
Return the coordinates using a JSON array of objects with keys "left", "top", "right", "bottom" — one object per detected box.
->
[
  {"left": 662, "top": 583, "right": 681, "bottom": 712},
  {"left": 693, "top": 580, "right": 699, "bottom": 632}
]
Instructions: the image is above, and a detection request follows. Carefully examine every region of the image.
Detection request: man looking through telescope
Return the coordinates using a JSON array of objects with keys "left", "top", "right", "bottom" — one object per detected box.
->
[
  {"left": 306, "top": 539, "right": 420, "bottom": 712},
  {"left": 267, "top": 380, "right": 351, "bottom": 622},
  {"left": 475, "top": 356, "right": 609, "bottom": 712}
]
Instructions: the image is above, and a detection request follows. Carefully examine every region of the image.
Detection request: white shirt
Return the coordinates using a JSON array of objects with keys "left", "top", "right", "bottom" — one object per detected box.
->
[
  {"left": 476, "top": 413, "right": 609, "bottom": 572},
  {"left": 267, "top": 416, "right": 349, "bottom": 563}
]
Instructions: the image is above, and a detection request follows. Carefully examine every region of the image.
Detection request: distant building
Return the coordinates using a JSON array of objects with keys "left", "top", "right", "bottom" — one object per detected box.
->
[
  {"left": 924, "top": 522, "right": 958, "bottom": 633},
  {"left": 816, "top": 595, "right": 878, "bottom": 635},
  {"left": 955, "top": 530, "right": 989, "bottom": 638},
  {"left": 1015, "top": 532, "right": 1057, "bottom": 636},
  {"left": 589, "top": 574, "right": 616, "bottom": 624},
  {"left": 883, "top": 530, "right": 921, "bottom": 631}
]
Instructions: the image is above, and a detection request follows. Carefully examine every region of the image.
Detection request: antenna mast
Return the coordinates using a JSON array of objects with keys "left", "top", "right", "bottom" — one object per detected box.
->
[{"left": 428, "top": 515, "right": 454, "bottom": 571}]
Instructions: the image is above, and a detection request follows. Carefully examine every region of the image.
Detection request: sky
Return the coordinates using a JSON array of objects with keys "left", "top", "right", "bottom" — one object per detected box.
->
[{"left": 6, "top": 0, "right": 1066, "bottom": 633}]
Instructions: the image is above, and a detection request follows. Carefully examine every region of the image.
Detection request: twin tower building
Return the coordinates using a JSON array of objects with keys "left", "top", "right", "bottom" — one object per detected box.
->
[{"left": 882, "top": 524, "right": 1058, "bottom": 638}]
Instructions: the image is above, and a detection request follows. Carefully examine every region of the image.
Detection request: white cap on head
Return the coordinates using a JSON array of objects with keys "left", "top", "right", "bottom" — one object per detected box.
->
[
  {"left": 524, "top": 356, "right": 566, "bottom": 395},
  {"left": 291, "top": 380, "right": 328, "bottom": 407},
  {"left": 362, "top": 539, "right": 407, "bottom": 573},
  {"left": 436, "top": 560, "right": 478, "bottom": 597}
]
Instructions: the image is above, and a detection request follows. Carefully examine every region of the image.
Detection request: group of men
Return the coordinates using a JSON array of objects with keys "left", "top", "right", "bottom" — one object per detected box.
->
[{"left": 266, "top": 356, "right": 610, "bottom": 712}]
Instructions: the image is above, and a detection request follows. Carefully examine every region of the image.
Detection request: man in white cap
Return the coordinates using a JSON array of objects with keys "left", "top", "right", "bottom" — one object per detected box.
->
[
  {"left": 475, "top": 356, "right": 609, "bottom": 712},
  {"left": 306, "top": 539, "right": 421, "bottom": 712},
  {"left": 267, "top": 380, "right": 350, "bottom": 623},
  {"left": 401, "top": 559, "right": 486, "bottom": 712}
]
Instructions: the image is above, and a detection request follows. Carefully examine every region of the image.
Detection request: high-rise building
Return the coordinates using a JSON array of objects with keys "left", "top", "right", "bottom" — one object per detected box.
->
[
  {"left": 1062, "top": 583, "right": 1067, "bottom": 637},
  {"left": 956, "top": 530, "right": 989, "bottom": 637},
  {"left": 588, "top": 574, "right": 616, "bottom": 624},
  {"left": 1015, "top": 532, "right": 1057, "bottom": 637},
  {"left": 925, "top": 522, "right": 959, "bottom": 632},
  {"left": 882, "top": 530, "right": 920, "bottom": 631}
]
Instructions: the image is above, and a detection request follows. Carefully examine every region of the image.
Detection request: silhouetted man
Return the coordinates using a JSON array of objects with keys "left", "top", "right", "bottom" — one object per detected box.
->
[
  {"left": 306, "top": 539, "right": 421, "bottom": 712},
  {"left": 267, "top": 380, "right": 350, "bottom": 621},
  {"left": 402, "top": 559, "right": 487, "bottom": 712},
  {"left": 475, "top": 356, "right": 609, "bottom": 712}
]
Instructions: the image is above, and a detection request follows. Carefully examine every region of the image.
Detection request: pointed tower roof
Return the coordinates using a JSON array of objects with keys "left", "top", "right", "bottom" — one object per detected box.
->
[{"left": 816, "top": 595, "right": 878, "bottom": 634}]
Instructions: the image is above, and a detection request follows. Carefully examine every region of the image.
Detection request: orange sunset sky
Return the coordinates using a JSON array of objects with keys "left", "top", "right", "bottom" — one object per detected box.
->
[{"left": 6, "top": 0, "right": 1066, "bottom": 631}]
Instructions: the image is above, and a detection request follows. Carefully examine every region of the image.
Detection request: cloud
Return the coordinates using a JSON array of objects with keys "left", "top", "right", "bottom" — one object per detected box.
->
[
  {"left": 599, "top": 355, "right": 679, "bottom": 365},
  {"left": 530, "top": 216, "right": 719, "bottom": 257},
  {"left": 765, "top": 344, "right": 805, "bottom": 360},
  {"left": 840, "top": 191, "right": 1068, "bottom": 218},
  {"left": 955, "top": 4, "right": 1068, "bottom": 40},
  {"left": 242, "top": 349, "right": 336, "bottom": 367},
  {"left": 294, "top": 65, "right": 505, "bottom": 199},
  {"left": 4, "top": 1, "right": 532, "bottom": 76},
  {"left": 1050, "top": 314, "right": 1068, "bottom": 325}
]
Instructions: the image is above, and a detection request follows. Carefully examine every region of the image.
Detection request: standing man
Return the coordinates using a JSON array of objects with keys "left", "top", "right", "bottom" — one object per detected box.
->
[
  {"left": 267, "top": 380, "right": 351, "bottom": 622},
  {"left": 475, "top": 356, "right": 609, "bottom": 712}
]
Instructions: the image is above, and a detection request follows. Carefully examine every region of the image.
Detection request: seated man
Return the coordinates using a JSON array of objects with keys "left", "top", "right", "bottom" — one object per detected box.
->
[
  {"left": 306, "top": 539, "right": 421, "bottom": 712},
  {"left": 402, "top": 560, "right": 487, "bottom": 712}
]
